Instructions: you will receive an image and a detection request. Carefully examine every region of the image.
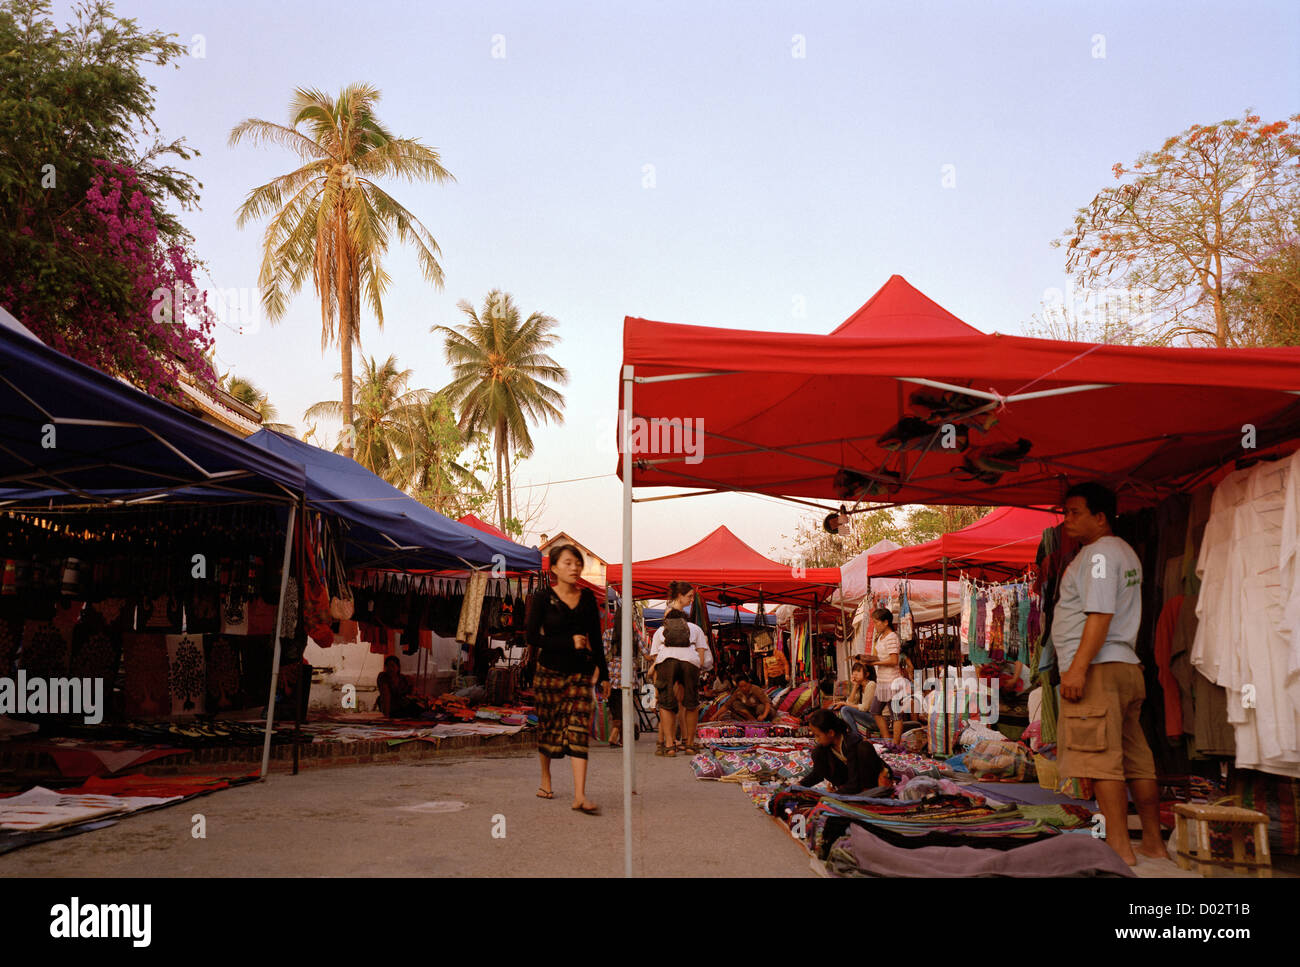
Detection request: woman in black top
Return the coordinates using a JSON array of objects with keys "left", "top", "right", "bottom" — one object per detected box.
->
[{"left": 526, "top": 544, "right": 608, "bottom": 814}]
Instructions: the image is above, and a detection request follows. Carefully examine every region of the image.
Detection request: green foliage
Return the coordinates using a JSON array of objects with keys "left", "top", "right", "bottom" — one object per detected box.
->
[
  {"left": 782, "top": 504, "right": 991, "bottom": 568},
  {"left": 1227, "top": 238, "right": 1300, "bottom": 347},
  {"left": 230, "top": 83, "right": 453, "bottom": 454},
  {"left": 434, "top": 289, "right": 568, "bottom": 528},
  {"left": 1057, "top": 111, "right": 1300, "bottom": 347},
  {"left": 0, "top": 0, "right": 201, "bottom": 246}
]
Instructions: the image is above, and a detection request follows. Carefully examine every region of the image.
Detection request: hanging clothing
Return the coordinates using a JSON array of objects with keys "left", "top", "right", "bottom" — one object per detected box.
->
[
  {"left": 1191, "top": 452, "right": 1300, "bottom": 778},
  {"left": 1153, "top": 595, "right": 1185, "bottom": 739}
]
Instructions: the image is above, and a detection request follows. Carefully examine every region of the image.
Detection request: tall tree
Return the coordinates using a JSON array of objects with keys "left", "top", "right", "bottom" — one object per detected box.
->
[
  {"left": 220, "top": 373, "right": 294, "bottom": 433},
  {"left": 783, "top": 504, "right": 990, "bottom": 568},
  {"left": 229, "top": 84, "right": 453, "bottom": 457},
  {"left": 1058, "top": 111, "right": 1300, "bottom": 347},
  {"left": 305, "top": 354, "right": 424, "bottom": 479},
  {"left": 0, "top": 0, "right": 215, "bottom": 398},
  {"left": 391, "top": 393, "right": 487, "bottom": 513},
  {"left": 1226, "top": 238, "right": 1300, "bottom": 347},
  {"left": 434, "top": 290, "right": 568, "bottom": 530}
]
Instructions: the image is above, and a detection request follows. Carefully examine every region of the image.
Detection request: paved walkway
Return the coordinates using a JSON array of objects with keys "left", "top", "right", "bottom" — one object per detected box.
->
[{"left": 0, "top": 740, "right": 815, "bottom": 877}]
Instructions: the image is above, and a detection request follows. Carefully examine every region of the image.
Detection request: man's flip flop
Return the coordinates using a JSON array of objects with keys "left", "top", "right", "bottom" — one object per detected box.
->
[
  {"left": 572, "top": 803, "right": 601, "bottom": 815},
  {"left": 536, "top": 788, "right": 554, "bottom": 799}
]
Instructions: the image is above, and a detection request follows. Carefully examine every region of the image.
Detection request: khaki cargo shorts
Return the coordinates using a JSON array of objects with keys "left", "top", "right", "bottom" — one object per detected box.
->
[{"left": 1058, "top": 660, "right": 1156, "bottom": 782}]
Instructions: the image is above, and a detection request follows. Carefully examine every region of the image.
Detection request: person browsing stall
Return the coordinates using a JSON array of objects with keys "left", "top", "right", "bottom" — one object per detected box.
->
[
  {"left": 862, "top": 608, "right": 906, "bottom": 744},
  {"left": 650, "top": 607, "right": 709, "bottom": 755},
  {"left": 1054, "top": 482, "right": 1164, "bottom": 866},
  {"left": 526, "top": 544, "right": 608, "bottom": 815},
  {"left": 798, "top": 708, "right": 893, "bottom": 796}
]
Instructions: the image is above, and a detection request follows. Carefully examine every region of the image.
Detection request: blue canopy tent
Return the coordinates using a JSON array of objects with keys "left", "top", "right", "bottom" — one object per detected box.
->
[
  {"left": 0, "top": 317, "right": 308, "bottom": 776},
  {"left": 244, "top": 430, "right": 540, "bottom": 572},
  {"left": 0, "top": 319, "right": 304, "bottom": 504},
  {"left": 643, "top": 603, "right": 761, "bottom": 628}
]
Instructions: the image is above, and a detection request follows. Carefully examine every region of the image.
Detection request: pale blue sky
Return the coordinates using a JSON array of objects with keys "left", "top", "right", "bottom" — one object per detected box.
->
[{"left": 85, "top": 0, "right": 1298, "bottom": 562}]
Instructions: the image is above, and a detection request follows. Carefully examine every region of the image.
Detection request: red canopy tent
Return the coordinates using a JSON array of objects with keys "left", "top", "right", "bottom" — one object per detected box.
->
[
  {"left": 605, "top": 524, "right": 842, "bottom": 608},
  {"left": 615, "top": 275, "right": 1300, "bottom": 508},
  {"left": 867, "top": 506, "right": 1063, "bottom": 581},
  {"left": 609, "top": 274, "right": 1300, "bottom": 877},
  {"left": 457, "top": 513, "right": 511, "bottom": 541}
]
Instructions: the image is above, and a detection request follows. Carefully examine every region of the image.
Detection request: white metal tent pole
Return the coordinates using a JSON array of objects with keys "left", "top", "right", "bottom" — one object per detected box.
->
[
  {"left": 621, "top": 364, "right": 635, "bottom": 879},
  {"left": 260, "top": 500, "right": 298, "bottom": 779}
]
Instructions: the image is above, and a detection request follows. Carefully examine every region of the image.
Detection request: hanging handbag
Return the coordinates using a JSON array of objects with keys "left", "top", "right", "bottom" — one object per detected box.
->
[
  {"left": 296, "top": 513, "right": 333, "bottom": 645},
  {"left": 898, "top": 579, "right": 914, "bottom": 642},
  {"left": 326, "top": 523, "right": 354, "bottom": 621}
]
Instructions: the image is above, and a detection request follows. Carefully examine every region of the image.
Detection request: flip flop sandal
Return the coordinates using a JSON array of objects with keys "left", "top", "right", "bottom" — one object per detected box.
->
[
  {"left": 655, "top": 743, "right": 667, "bottom": 757},
  {"left": 572, "top": 803, "right": 601, "bottom": 816},
  {"left": 609, "top": 738, "right": 623, "bottom": 748},
  {"left": 536, "top": 788, "right": 554, "bottom": 799}
]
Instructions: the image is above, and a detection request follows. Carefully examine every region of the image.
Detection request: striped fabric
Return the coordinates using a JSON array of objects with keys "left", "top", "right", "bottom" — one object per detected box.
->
[{"left": 534, "top": 666, "right": 593, "bottom": 759}]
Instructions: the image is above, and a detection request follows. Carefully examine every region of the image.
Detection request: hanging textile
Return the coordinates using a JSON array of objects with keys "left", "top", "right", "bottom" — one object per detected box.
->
[
  {"left": 457, "top": 570, "right": 489, "bottom": 644},
  {"left": 898, "top": 580, "right": 914, "bottom": 642},
  {"left": 1190, "top": 450, "right": 1300, "bottom": 778}
]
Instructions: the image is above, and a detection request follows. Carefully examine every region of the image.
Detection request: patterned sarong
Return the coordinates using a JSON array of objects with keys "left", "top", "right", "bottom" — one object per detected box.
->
[{"left": 535, "top": 666, "right": 593, "bottom": 759}]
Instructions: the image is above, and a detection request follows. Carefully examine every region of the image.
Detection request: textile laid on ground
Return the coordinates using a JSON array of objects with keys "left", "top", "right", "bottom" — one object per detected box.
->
[
  {"left": 296, "top": 720, "right": 525, "bottom": 745},
  {"left": 0, "top": 715, "right": 39, "bottom": 740},
  {"left": 53, "top": 719, "right": 295, "bottom": 748},
  {"left": 958, "top": 780, "right": 1097, "bottom": 809},
  {"left": 32, "top": 742, "right": 187, "bottom": 778},
  {"left": 696, "top": 721, "right": 808, "bottom": 740},
  {"left": 690, "top": 746, "right": 814, "bottom": 782},
  {"left": 826, "top": 823, "right": 1135, "bottom": 877},
  {"left": 0, "top": 773, "right": 256, "bottom": 854},
  {"left": 878, "top": 748, "right": 955, "bottom": 780},
  {"left": 63, "top": 773, "right": 255, "bottom": 798},
  {"left": 0, "top": 786, "right": 169, "bottom": 831}
]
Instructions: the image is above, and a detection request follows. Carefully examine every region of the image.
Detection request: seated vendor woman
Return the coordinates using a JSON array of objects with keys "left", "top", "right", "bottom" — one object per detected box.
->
[
  {"left": 798, "top": 708, "right": 893, "bottom": 796},
  {"left": 377, "top": 656, "right": 421, "bottom": 718},
  {"left": 721, "top": 674, "right": 777, "bottom": 722}
]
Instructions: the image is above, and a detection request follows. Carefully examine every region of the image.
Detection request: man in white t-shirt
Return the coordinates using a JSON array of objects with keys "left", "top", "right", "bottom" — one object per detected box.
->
[{"left": 1054, "top": 482, "right": 1164, "bottom": 866}]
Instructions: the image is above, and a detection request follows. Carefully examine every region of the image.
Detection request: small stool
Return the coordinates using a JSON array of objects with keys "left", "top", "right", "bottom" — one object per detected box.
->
[{"left": 1173, "top": 803, "right": 1271, "bottom": 878}]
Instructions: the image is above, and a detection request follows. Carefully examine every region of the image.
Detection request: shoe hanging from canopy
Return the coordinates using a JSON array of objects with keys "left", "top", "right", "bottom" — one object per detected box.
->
[{"left": 616, "top": 275, "right": 1300, "bottom": 510}]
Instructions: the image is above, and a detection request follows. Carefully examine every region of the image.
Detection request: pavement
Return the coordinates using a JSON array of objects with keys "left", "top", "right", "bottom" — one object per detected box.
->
[{"left": 0, "top": 739, "right": 816, "bottom": 877}]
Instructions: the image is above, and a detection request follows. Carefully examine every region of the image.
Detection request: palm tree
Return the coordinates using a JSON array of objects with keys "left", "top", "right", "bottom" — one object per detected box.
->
[
  {"left": 433, "top": 290, "right": 568, "bottom": 529},
  {"left": 305, "top": 354, "right": 425, "bottom": 479},
  {"left": 392, "top": 393, "right": 488, "bottom": 513},
  {"left": 229, "top": 83, "right": 454, "bottom": 458},
  {"left": 220, "top": 373, "right": 295, "bottom": 433}
]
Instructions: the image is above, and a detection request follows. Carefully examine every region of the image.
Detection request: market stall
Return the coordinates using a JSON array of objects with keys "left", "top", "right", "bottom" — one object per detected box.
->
[
  {"left": 614, "top": 273, "right": 1300, "bottom": 876},
  {"left": 0, "top": 320, "right": 307, "bottom": 782},
  {"left": 243, "top": 431, "right": 543, "bottom": 737},
  {"left": 606, "top": 524, "right": 842, "bottom": 684}
]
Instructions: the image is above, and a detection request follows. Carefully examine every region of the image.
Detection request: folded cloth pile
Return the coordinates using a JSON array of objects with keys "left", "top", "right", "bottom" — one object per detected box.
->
[
  {"left": 696, "top": 721, "right": 808, "bottom": 740},
  {"left": 878, "top": 748, "right": 956, "bottom": 780},
  {"left": 690, "top": 747, "right": 813, "bottom": 782},
  {"left": 825, "top": 823, "right": 1136, "bottom": 877}
]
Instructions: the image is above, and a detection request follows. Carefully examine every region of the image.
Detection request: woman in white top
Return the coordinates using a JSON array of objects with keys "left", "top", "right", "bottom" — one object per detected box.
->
[
  {"left": 650, "top": 608, "right": 710, "bottom": 755},
  {"left": 863, "top": 608, "right": 906, "bottom": 744}
]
